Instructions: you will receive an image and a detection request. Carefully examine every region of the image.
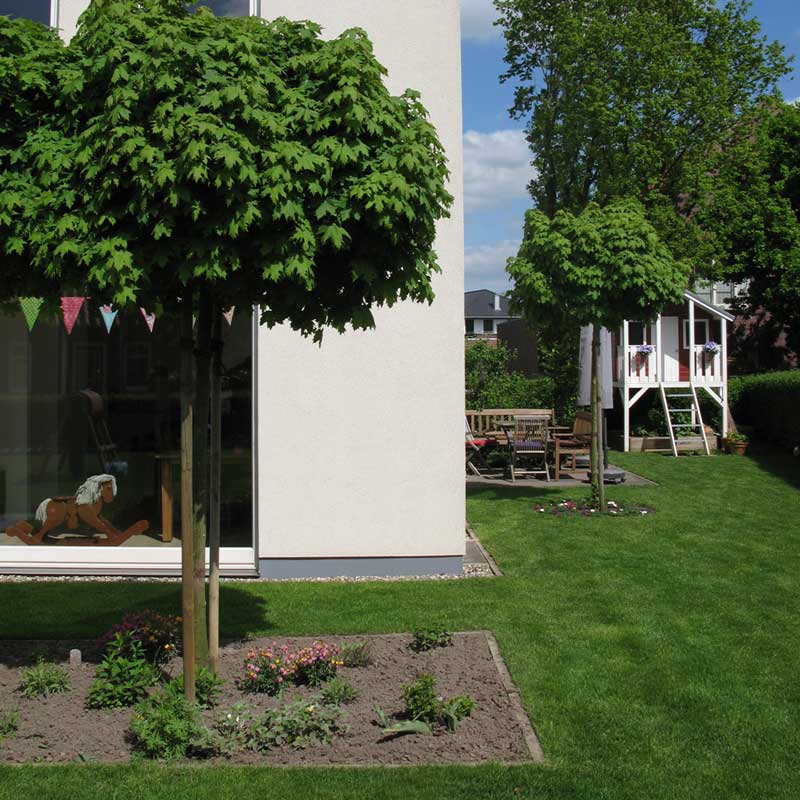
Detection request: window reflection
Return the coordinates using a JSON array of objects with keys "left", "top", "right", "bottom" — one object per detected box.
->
[
  {"left": 189, "top": 0, "right": 251, "bottom": 16},
  {"left": 0, "top": 0, "right": 51, "bottom": 25},
  {"left": 0, "top": 306, "right": 253, "bottom": 548}
]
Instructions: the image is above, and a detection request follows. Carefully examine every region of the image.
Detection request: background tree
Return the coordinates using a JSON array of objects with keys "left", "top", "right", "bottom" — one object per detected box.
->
[
  {"left": 1, "top": 0, "right": 452, "bottom": 695},
  {"left": 694, "top": 99, "right": 800, "bottom": 354},
  {"left": 495, "top": 0, "right": 788, "bottom": 264},
  {"left": 508, "top": 199, "right": 690, "bottom": 507}
]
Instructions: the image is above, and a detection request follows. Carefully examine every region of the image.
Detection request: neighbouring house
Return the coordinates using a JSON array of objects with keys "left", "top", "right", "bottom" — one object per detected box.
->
[
  {"left": 612, "top": 290, "right": 735, "bottom": 455},
  {"left": 0, "top": 0, "right": 464, "bottom": 577},
  {"left": 464, "top": 290, "right": 518, "bottom": 343}
]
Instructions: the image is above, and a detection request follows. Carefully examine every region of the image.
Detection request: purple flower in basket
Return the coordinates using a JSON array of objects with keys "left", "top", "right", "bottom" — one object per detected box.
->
[
  {"left": 636, "top": 344, "right": 655, "bottom": 356},
  {"left": 702, "top": 341, "right": 720, "bottom": 356}
]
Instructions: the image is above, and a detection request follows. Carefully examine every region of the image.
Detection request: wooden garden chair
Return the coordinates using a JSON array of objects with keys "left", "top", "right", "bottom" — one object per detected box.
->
[
  {"left": 509, "top": 415, "right": 550, "bottom": 482},
  {"left": 552, "top": 411, "right": 592, "bottom": 480}
]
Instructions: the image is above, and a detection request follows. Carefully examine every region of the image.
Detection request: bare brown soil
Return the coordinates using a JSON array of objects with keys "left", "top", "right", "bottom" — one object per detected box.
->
[{"left": 0, "top": 632, "right": 533, "bottom": 765}]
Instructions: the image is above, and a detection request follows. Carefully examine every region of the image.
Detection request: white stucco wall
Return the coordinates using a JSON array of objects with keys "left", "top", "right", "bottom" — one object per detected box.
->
[
  {"left": 256, "top": 0, "right": 464, "bottom": 562},
  {"left": 51, "top": 0, "right": 465, "bottom": 566}
]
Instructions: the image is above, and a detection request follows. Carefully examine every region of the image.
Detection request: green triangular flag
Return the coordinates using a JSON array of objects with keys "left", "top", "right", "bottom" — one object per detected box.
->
[{"left": 19, "top": 297, "right": 44, "bottom": 332}]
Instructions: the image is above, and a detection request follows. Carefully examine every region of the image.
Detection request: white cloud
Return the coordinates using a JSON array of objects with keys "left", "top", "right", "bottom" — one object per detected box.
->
[
  {"left": 463, "top": 129, "right": 536, "bottom": 213},
  {"left": 465, "top": 239, "right": 519, "bottom": 293},
  {"left": 461, "top": 0, "right": 502, "bottom": 42}
]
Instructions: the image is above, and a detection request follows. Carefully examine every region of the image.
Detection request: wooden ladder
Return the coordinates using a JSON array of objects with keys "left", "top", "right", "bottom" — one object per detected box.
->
[{"left": 659, "top": 384, "right": 710, "bottom": 457}]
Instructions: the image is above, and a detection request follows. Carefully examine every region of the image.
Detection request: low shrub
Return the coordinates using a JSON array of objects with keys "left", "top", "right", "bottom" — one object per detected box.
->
[
  {"left": 339, "top": 641, "right": 371, "bottom": 668},
  {"left": 86, "top": 633, "right": 159, "bottom": 709},
  {"left": 0, "top": 709, "right": 19, "bottom": 740},
  {"left": 97, "top": 610, "right": 180, "bottom": 665},
  {"left": 320, "top": 678, "right": 359, "bottom": 706},
  {"left": 397, "top": 674, "right": 475, "bottom": 733},
  {"left": 410, "top": 629, "right": 453, "bottom": 652},
  {"left": 165, "top": 668, "right": 224, "bottom": 709},
  {"left": 243, "top": 697, "right": 345, "bottom": 751},
  {"left": 18, "top": 658, "right": 71, "bottom": 698},
  {"left": 729, "top": 370, "right": 800, "bottom": 443},
  {"left": 130, "top": 691, "right": 220, "bottom": 760},
  {"left": 243, "top": 641, "right": 341, "bottom": 695}
]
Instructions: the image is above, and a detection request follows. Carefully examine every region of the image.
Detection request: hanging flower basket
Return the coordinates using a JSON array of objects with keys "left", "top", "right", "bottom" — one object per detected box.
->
[
  {"left": 635, "top": 344, "right": 654, "bottom": 370},
  {"left": 702, "top": 341, "right": 720, "bottom": 359}
]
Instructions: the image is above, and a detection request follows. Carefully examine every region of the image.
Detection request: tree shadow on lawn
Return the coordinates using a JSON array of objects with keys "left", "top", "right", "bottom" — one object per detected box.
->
[
  {"left": 0, "top": 582, "right": 274, "bottom": 664},
  {"left": 745, "top": 443, "right": 800, "bottom": 490}
]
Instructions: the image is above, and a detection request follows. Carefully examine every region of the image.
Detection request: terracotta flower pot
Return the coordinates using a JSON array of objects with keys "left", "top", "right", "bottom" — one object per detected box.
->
[{"left": 727, "top": 441, "right": 748, "bottom": 456}]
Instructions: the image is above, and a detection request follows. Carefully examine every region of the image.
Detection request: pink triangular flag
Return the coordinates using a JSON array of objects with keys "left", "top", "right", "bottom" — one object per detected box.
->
[
  {"left": 223, "top": 306, "right": 235, "bottom": 326},
  {"left": 140, "top": 307, "right": 156, "bottom": 333},
  {"left": 60, "top": 296, "right": 86, "bottom": 335},
  {"left": 100, "top": 304, "right": 118, "bottom": 333}
]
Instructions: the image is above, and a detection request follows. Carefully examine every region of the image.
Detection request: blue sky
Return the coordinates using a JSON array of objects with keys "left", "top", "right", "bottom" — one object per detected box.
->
[{"left": 460, "top": 0, "right": 800, "bottom": 294}]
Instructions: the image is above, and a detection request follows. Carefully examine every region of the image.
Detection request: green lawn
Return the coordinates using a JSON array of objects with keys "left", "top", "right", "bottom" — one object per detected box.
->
[{"left": 1, "top": 449, "right": 799, "bottom": 799}]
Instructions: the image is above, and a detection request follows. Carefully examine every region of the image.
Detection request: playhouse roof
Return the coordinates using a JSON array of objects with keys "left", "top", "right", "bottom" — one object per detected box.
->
[{"left": 683, "top": 290, "right": 735, "bottom": 322}]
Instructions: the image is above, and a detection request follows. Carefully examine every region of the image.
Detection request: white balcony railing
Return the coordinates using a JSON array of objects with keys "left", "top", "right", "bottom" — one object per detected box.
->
[
  {"left": 692, "top": 345, "right": 721, "bottom": 383},
  {"left": 622, "top": 346, "right": 659, "bottom": 384}
]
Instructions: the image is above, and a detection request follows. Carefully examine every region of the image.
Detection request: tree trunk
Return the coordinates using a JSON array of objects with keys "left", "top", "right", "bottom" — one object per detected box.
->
[
  {"left": 208, "top": 306, "right": 223, "bottom": 675},
  {"left": 179, "top": 290, "right": 196, "bottom": 702},
  {"left": 590, "top": 323, "right": 602, "bottom": 511},
  {"left": 192, "top": 289, "right": 212, "bottom": 669}
]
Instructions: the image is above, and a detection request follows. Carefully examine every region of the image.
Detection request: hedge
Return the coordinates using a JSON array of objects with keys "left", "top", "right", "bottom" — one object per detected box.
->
[{"left": 729, "top": 370, "right": 800, "bottom": 443}]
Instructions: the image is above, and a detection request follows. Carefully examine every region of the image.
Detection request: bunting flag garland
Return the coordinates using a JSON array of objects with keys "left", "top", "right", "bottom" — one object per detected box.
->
[
  {"left": 60, "top": 296, "right": 86, "bottom": 335},
  {"left": 223, "top": 306, "right": 235, "bottom": 326},
  {"left": 140, "top": 307, "right": 156, "bottom": 333},
  {"left": 19, "top": 297, "right": 44, "bottom": 332},
  {"left": 100, "top": 304, "right": 118, "bottom": 334}
]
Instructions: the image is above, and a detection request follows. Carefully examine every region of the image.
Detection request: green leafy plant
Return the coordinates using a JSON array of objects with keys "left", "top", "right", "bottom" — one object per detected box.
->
[
  {"left": 129, "top": 691, "right": 220, "bottom": 760},
  {"left": 401, "top": 674, "right": 442, "bottom": 723},
  {"left": 0, "top": 710, "right": 19, "bottom": 741},
  {"left": 165, "top": 668, "right": 223, "bottom": 709},
  {"left": 410, "top": 629, "right": 454, "bottom": 653},
  {"left": 727, "top": 431, "right": 749, "bottom": 443},
  {"left": 240, "top": 697, "right": 346, "bottom": 751},
  {"left": 320, "top": 678, "right": 359, "bottom": 707},
  {"left": 391, "top": 674, "right": 476, "bottom": 734},
  {"left": 18, "top": 658, "right": 71, "bottom": 698},
  {"left": 374, "top": 705, "right": 431, "bottom": 736},
  {"left": 339, "top": 641, "right": 371, "bottom": 668},
  {"left": 86, "top": 633, "right": 159, "bottom": 709}
]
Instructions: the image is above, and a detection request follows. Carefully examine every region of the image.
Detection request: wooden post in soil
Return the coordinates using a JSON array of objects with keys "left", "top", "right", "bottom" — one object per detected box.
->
[
  {"left": 590, "top": 323, "right": 604, "bottom": 511},
  {"left": 192, "top": 289, "right": 212, "bottom": 668},
  {"left": 208, "top": 307, "right": 223, "bottom": 675},
  {"left": 180, "top": 290, "right": 196, "bottom": 702}
]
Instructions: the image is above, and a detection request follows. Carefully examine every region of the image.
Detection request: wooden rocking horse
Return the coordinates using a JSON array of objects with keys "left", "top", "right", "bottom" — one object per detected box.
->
[{"left": 4, "top": 474, "right": 148, "bottom": 546}]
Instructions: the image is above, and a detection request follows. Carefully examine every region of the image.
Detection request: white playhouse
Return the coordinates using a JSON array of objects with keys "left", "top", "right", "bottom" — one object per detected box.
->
[{"left": 612, "top": 291, "right": 735, "bottom": 456}]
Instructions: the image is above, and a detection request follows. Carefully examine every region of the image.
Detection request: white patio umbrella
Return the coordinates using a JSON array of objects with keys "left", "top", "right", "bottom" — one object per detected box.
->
[
  {"left": 577, "top": 325, "right": 613, "bottom": 409},
  {"left": 576, "top": 325, "right": 625, "bottom": 483}
]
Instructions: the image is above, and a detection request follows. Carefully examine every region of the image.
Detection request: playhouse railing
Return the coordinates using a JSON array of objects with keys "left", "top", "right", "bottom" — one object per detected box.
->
[
  {"left": 621, "top": 345, "right": 659, "bottom": 384},
  {"left": 692, "top": 345, "right": 721, "bottom": 383}
]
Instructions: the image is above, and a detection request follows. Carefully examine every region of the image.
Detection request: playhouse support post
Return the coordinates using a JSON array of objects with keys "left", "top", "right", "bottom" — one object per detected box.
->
[
  {"left": 689, "top": 298, "right": 696, "bottom": 383},
  {"left": 622, "top": 320, "right": 629, "bottom": 452},
  {"left": 721, "top": 317, "right": 729, "bottom": 439}
]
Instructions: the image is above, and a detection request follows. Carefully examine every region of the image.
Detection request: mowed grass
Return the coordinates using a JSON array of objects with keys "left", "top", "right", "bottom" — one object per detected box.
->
[{"left": 1, "top": 449, "right": 798, "bottom": 799}]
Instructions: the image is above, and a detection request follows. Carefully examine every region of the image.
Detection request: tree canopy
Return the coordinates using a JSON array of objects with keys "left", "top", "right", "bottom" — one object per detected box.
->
[
  {"left": 495, "top": 0, "right": 789, "bottom": 271},
  {"left": 696, "top": 100, "right": 800, "bottom": 351},
  {"left": 1, "top": 0, "right": 452, "bottom": 333},
  {"left": 508, "top": 199, "right": 691, "bottom": 330}
]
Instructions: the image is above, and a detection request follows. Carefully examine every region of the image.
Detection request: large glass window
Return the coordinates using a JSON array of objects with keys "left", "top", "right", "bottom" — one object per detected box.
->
[
  {"left": 0, "top": 306, "right": 253, "bottom": 549},
  {"left": 189, "top": 0, "right": 252, "bottom": 16},
  {"left": 0, "top": 0, "right": 51, "bottom": 25}
]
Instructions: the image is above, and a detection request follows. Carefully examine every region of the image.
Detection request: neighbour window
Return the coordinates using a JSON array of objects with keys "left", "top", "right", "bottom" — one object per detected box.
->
[
  {"left": 0, "top": 307, "right": 253, "bottom": 550},
  {"left": 682, "top": 319, "right": 709, "bottom": 348},
  {"left": 465, "top": 319, "right": 474, "bottom": 334},
  {"left": 0, "top": 0, "right": 51, "bottom": 25},
  {"left": 483, "top": 319, "right": 495, "bottom": 334},
  {"left": 189, "top": 0, "right": 252, "bottom": 15}
]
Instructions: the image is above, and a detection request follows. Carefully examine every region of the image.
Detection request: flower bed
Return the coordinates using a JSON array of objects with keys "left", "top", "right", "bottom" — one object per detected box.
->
[
  {"left": 534, "top": 499, "right": 653, "bottom": 516},
  {"left": 0, "top": 633, "right": 536, "bottom": 766}
]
